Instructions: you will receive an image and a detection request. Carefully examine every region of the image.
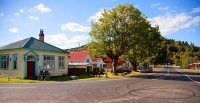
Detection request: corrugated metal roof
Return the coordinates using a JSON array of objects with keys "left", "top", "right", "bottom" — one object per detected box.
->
[
  {"left": 69, "top": 63, "right": 91, "bottom": 66},
  {"left": 0, "top": 38, "right": 29, "bottom": 50},
  {"left": 0, "top": 37, "right": 66, "bottom": 53},
  {"left": 69, "top": 51, "right": 89, "bottom": 61},
  {"left": 93, "top": 58, "right": 102, "bottom": 62}
]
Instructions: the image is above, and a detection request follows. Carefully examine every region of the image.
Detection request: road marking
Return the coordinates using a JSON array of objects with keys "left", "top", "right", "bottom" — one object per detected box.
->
[
  {"left": 0, "top": 87, "right": 35, "bottom": 89},
  {"left": 152, "top": 68, "right": 170, "bottom": 80},
  {"left": 147, "top": 68, "right": 165, "bottom": 75},
  {"left": 159, "top": 72, "right": 170, "bottom": 79},
  {"left": 175, "top": 68, "right": 200, "bottom": 84}
]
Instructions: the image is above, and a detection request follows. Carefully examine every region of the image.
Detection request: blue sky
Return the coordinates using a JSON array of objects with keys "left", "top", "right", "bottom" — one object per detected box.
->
[{"left": 0, "top": 0, "right": 200, "bottom": 49}]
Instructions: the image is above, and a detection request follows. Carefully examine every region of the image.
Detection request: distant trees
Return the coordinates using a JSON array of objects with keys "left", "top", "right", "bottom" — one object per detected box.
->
[{"left": 162, "top": 39, "right": 200, "bottom": 68}]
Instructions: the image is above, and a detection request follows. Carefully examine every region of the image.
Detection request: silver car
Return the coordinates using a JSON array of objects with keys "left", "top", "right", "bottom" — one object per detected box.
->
[{"left": 140, "top": 65, "right": 153, "bottom": 73}]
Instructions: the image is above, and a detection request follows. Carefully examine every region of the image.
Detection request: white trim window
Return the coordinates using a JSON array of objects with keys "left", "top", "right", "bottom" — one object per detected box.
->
[
  {"left": 1, "top": 55, "right": 9, "bottom": 69},
  {"left": 44, "top": 55, "right": 55, "bottom": 69},
  {"left": 12, "top": 54, "right": 17, "bottom": 69},
  {"left": 58, "top": 56, "right": 65, "bottom": 69}
]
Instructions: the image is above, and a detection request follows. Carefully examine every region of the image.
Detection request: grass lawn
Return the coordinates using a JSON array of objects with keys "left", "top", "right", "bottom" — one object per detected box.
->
[
  {"left": 0, "top": 78, "right": 44, "bottom": 83},
  {"left": 0, "top": 71, "right": 140, "bottom": 83},
  {"left": 180, "top": 68, "right": 200, "bottom": 73}
]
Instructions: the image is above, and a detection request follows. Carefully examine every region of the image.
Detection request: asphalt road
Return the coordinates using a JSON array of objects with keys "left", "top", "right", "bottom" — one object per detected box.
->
[{"left": 0, "top": 67, "right": 200, "bottom": 103}]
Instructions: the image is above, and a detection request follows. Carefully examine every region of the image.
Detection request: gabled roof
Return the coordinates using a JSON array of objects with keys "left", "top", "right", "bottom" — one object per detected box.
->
[
  {"left": 69, "top": 51, "right": 89, "bottom": 62},
  {"left": 93, "top": 58, "right": 102, "bottom": 62},
  {"left": 0, "top": 37, "right": 66, "bottom": 53}
]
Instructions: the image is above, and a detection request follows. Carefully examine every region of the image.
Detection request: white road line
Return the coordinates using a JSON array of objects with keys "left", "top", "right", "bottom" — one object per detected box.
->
[
  {"left": 174, "top": 68, "right": 200, "bottom": 84},
  {"left": 0, "top": 87, "right": 35, "bottom": 89},
  {"left": 147, "top": 68, "right": 165, "bottom": 75},
  {"left": 152, "top": 68, "right": 170, "bottom": 80},
  {"left": 159, "top": 72, "right": 170, "bottom": 79}
]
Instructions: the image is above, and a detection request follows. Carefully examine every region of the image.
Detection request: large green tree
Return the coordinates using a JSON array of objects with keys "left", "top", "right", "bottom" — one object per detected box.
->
[
  {"left": 123, "top": 25, "right": 163, "bottom": 70},
  {"left": 89, "top": 4, "right": 153, "bottom": 75}
]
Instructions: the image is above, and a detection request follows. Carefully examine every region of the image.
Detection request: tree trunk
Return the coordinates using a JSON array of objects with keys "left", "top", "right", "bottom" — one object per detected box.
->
[
  {"left": 131, "top": 61, "right": 137, "bottom": 71},
  {"left": 112, "top": 56, "right": 119, "bottom": 75}
]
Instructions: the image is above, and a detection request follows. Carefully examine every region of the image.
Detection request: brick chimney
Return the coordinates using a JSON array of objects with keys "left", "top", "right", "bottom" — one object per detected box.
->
[{"left": 39, "top": 29, "right": 44, "bottom": 42}]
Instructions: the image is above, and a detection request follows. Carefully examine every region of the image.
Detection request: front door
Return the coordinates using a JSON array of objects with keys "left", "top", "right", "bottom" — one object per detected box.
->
[
  {"left": 27, "top": 61, "right": 35, "bottom": 77},
  {"left": 87, "top": 66, "right": 92, "bottom": 74}
]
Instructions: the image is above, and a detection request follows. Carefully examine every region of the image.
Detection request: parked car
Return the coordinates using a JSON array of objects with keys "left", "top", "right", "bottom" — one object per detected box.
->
[{"left": 140, "top": 65, "right": 153, "bottom": 73}]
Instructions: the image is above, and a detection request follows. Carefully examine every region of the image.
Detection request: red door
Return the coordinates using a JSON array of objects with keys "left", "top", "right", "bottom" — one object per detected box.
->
[{"left": 27, "top": 61, "right": 35, "bottom": 77}]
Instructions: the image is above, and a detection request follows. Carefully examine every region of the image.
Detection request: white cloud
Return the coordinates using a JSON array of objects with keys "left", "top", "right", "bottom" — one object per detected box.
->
[
  {"left": 148, "top": 12, "right": 200, "bottom": 36},
  {"left": 9, "top": 28, "right": 18, "bottom": 33},
  {"left": 34, "top": 3, "right": 52, "bottom": 13},
  {"left": 151, "top": 2, "right": 160, "bottom": 7},
  {"left": 14, "top": 13, "right": 20, "bottom": 16},
  {"left": 20, "top": 9, "right": 24, "bottom": 13},
  {"left": 158, "top": 7, "right": 170, "bottom": 10},
  {"left": 87, "top": 8, "right": 104, "bottom": 22},
  {"left": 0, "top": 13, "right": 4, "bottom": 16},
  {"left": 11, "top": 19, "right": 14, "bottom": 21},
  {"left": 191, "top": 7, "right": 200, "bottom": 13},
  {"left": 29, "top": 16, "right": 39, "bottom": 20},
  {"left": 187, "top": 28, "right": 195, "bottom": 32},
  {"left": 36, "top": 34, "right": 89, "bottom": 49},
  {"left": 61, "top": 22, "right": 91, "bottom": 32}
]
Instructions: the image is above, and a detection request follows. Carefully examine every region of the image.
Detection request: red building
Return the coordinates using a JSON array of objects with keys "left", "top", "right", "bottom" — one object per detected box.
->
[
  {"left": 191, "top": 60, "right": 200, "bottom": 69},
  {"left": 104, "top": 57, "right": 125, "bottom": 68}
]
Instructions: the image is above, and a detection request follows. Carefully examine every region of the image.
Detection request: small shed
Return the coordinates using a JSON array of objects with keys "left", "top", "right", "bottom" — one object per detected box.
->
[{"left": 68, "top": 63, "right": 93, "bottom": 75}]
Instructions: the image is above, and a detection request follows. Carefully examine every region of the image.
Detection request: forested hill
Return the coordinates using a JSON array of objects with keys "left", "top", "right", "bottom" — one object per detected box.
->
[
  {"left": 66, "top": 44, "right": 88, "bottom": 52},
  {"left": 163, "top": 39, "right": 200, "bottom": 67},
  {"left": 66, "top": 39, "right": 200, "bottom": 67}
]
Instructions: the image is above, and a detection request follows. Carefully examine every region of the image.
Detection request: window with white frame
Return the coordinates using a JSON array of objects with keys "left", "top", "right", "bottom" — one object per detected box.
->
[
  {"left": 43, "top": 55, "right": 55, "bottom": 69},
  {"left": 58, "top": 56, "right": 65, "bottom": 69},
  {"left": 1, "top": 55, "right": 9, "bottom": 69},
  {"left": 12, "top": 54, "right": 17, "bottom": 69}
]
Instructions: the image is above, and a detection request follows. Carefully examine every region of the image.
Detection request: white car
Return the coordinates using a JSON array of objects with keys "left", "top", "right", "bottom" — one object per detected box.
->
[{"left": 140, "top": 65, "right": 153, "bottom": 73}]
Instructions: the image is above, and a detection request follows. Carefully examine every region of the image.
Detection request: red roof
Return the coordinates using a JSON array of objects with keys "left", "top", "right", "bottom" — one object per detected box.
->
[
  {"left": 104, "top": 57, "right": 112, "bottom": 63},
  {"left": 104, "top": 57, "right": 125, "bottom": 62},
  {"left": 119, "top": 58, "right": 125, "bottom": 62},
  {"left": 69, "top": 51, "right": 89, "bottom": 62},
  {"left": 93, "top": 58, "right": 102, "bottom": 62}
]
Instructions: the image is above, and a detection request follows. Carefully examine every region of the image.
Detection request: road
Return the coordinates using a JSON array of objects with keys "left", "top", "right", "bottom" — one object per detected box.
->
[{"left": 0, "top": 67, "right": 200, "bottom": 103}]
